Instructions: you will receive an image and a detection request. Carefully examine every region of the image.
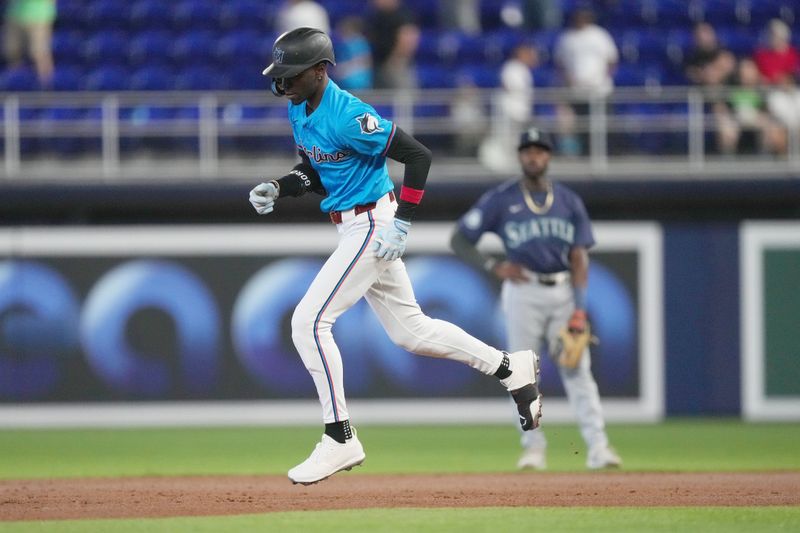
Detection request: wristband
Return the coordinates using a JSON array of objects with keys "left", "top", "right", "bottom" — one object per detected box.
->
[{"left": 573, "top": 286, "right": 587, "bottom": 310}]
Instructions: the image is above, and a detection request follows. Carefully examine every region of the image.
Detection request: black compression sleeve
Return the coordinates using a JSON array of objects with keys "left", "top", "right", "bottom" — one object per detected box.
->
[
  {"left": 385, "top": 126, "right": 432, "bottom": 221},
  {"left": 275, "top": 162, "right": 326, "bottom": 198}
]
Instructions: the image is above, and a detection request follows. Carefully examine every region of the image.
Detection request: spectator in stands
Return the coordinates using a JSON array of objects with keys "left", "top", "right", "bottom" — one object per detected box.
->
[
  {"left": 450, "top": 77, "right": 486, "bottom": 156},
  {"left": 683, "top": 22, "right": 736, "bottom": 88},
  {"left": 332, "top": 16, "right": 373, "bottom": 91},
  {"left": 438, "top": 0, "right": 481, "bottom": 35},
  {"left": 2, "top": 0, "right": 56, "bottom": 86},
  {"left": 716, "top": 58, "right": 787, "bottom": 156},
  {"left": 479, "top": 43, "right": 539, "bottom": 170},
  {"left": 275, "top": 0, "right": 330, "bottom": 35},
  {"left": 683, "top": 22, "right": 737, "bottom": 155},
  {"left": 499, "top": 44, "right": 539, "bottom": 147},
  {"left": 753, "top": 19, "right": 800, "bottom": 131},
  {"left": 365, "top": 0, "right": 420, "bottom": 92},
  {"left": 553, "top": 5, "right": 618, "bottom": 156}
]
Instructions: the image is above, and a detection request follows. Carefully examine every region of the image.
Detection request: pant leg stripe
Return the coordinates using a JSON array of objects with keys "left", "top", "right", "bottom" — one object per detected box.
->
[{"left": 313, "top": 211, "right": 376, "bottom": 422}]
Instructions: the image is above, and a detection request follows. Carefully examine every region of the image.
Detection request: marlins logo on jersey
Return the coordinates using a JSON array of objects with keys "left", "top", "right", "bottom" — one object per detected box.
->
[{"left": 356, "top": 113, "right": 384, "bottom": 134}]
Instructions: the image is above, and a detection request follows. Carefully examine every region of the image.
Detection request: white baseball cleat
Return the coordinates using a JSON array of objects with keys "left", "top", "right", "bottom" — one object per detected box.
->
[
  {"left": 288, "top": 430, "right": 366, "bottom": 485},
  {"left": 517, "top": 447, "right": 547, "bottom": 470},
  {"left": 586, "top": 445, "right": 622, "bottom": 470},
  {"left": 500, "top": 350, "right": 543, "bottom": 431}
]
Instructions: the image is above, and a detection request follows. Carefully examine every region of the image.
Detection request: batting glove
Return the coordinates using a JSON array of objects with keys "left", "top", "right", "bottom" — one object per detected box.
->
[
  {"left": 374, "top": 218, "right": 411, "bottom": 261},
  {"left": 249, "top": 181, "right": 279, "bottom": 215}
]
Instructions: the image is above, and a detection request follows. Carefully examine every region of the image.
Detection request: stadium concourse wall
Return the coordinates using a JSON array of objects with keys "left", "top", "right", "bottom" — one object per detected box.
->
[{"left": 0, "top": 177, "right": 798, "bottom": 427}]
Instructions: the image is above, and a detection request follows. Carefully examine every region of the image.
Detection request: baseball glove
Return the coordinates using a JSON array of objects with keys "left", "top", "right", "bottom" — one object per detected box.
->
[{"left": 554, "top": 310, "right": 597, "bottom": 369}]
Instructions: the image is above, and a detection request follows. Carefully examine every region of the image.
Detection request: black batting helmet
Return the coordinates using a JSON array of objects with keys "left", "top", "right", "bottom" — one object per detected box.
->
[{"left": 262, "top": 27, "right": 336, "bottom": 79}]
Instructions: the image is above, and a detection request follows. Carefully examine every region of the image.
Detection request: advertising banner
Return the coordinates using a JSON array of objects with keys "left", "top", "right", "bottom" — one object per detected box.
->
[{"left": 0, "top": 223, "right": 662, "bottom": 426}]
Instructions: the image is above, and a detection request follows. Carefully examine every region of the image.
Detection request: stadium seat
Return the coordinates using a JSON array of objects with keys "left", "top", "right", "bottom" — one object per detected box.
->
[
  {"left": 81, "top": 31, "right": 129, "bottom": 66},
  {"left": 219, "top": 0, "right": 270, "bottom": 31},
  {"left": 128, "top": 30, "right": 173, "bottom": 67},
  {"left": 170, "top": 30, "right": 218, "bottom": 67},
  {"left": 51, "top": 66, "right": 84, "bottom": 91},
  {"left": 0, "top": 67, "right": 38, "bottom": 91},
  {"left": 130, "top": 66, "right": 175, "bottom": 91},
  {"left": 51, "top": 31, "right": 82, "bottom": 66},
  {"left": 175, "top": 66, "right": 227, "bottom": 91},
  {"left": 86, "top": 0, "right": 131, "bottom": 30},
  {"left": 716, "top": 26, "right": 758, "bottom": 57},
  {"left": 459, "top": 64, "right": 498, "bottom": 89},
  {"left": 55, "top": 0, "right": 89, "bottom": 31},
  {"left": 416, "top": 64, "right": 455, "bottom": 89},
  {"left": 698, "top": 0, "right": 744, "bottom": 27},
  {"left": 215, "top": 30, "right": 263, "bottom": 66},
  {"left": 84, "top": 65, "right": 130, "bottom": 91},
  {"left": 129, "top": 0, "right": 173, "bottom": 31},
  {"left": 172, "top": 0, "right": 220, "bottom": 31},
  {"left": 532, "top": 66, "right": 559, "bottom": 88}
]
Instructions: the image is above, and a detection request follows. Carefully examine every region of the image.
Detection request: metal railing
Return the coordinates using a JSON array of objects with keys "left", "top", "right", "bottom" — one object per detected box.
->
[{"left": 2, "top": 86, "right": 799, "bottom": 182}]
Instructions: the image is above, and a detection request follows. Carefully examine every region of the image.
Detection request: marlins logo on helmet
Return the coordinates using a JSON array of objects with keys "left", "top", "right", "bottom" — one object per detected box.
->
[{"left": 356, "top": 113, "right": 383, "bottom": 134}]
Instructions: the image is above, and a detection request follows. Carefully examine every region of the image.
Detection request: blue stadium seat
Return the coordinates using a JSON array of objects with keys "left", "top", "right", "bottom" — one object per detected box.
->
[
  {"left": 455, "top": 34, "right": 487, "bottom": 64},
  {"left": 483, "top": 29, "right": 525, "bottom": 64},
  {"left": 417, "top": 30, "right": 449, "bottom": 63},
  {"left": 619, "top": 30, "right": 669, "bottom": 67},
  {"left": 172, "top": 0, "right": 220, "bottom": 31},
  {"left": 56, "top": 0, "right": 90, "bottom": 31},
  {"left": 459, "top": 64, "right": 498, "bottom": 88},
  {"left": 416, "top": 64, "right": 455, "bottom": 89},
  {"left": 175, "top": 66, "right": 227, "bottom": 91},
  {"left": 698, "top": 0, "right": 743, "bottom": 27},
  {"left": 654, "top": 0, "right": 699, "bottom": 28},
  {"left": 716, "top": 26, "right": 758, "bottom": 57},
  {"left": 129, "top": 0, "right": 173, "bottom": 30},
  {"left": 39, "top": 107, "right": 91, "bottom": 155},
  {"left": 84, "top": 65, "right": 130, "bottom": 91},
  {"left": 0, "top": 67, "right": 38, "bottom": 91},
  {"left": 219, "top": 0, "right": 270, "bottom": 31},
  {"left": 51, "top": 30, "right": 82, "bottom": 67},
  {"left": 215, "top": 30, "right": 263, "bottom": 65},
  {"left": 51, "top": 66, "right": 84, "bottom": 91},
  {"left": 81, "top": 31, "right": 129, "bottom": 66},
  {"left": 86, "top": 0, "right": 131, "bottom": 30},
  {"left": 128, "top": 30, "right": 172, "bottom": 67},
  {"left": 225, "top": 66, "right": 268, "bottom": 91},
  {"left": 130, "top": 66, "right": 175, "bottom": 91},
  {"left": 532, "top": 66, "right": 559, "bottom": 88},
  {"left": 170, "top": 30, "right": 218, "bottom": 66},
  {"left": 745, "top": 0, "right": 795, "bottom": 28},
  {"left": 614, "top": 63, "right": 664, "bottom": 87}
]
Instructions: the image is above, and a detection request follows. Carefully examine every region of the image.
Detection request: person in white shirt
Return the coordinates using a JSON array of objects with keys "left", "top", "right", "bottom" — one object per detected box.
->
[
  {"left": 553, "top": 6, "right": 618, "bottom": 156},
  {"left": 275, "top": 0, "right": 330, "bottom": 35}
]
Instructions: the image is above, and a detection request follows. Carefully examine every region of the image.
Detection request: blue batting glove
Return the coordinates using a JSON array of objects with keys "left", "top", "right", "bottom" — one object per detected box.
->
[{"left": 374, "top": 218, "right": 411, "bottom": 261}]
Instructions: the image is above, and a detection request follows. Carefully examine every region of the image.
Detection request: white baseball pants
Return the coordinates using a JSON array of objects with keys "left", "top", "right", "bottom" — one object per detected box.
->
[
  {"left": 501, "top": 272, "right": 610, "bottom": 452},
  {"left": 291, "top": 192, "right": 506, "bottom": 423}
]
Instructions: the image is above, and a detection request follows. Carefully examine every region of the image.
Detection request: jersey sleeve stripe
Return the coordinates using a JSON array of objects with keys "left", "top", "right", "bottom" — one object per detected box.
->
[{"left": 380, "top": 123, "right": 397, "bottom": 157}]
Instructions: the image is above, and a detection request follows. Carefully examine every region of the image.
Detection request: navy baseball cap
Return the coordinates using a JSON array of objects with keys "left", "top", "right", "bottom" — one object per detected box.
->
[{"left": 518, "top": 127, "right": 554, "bottom": 152}]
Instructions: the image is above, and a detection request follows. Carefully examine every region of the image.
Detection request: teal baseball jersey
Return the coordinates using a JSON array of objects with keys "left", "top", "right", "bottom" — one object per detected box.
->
[{"left": 287, "top": 80, "right": 397, "bottom": 212}]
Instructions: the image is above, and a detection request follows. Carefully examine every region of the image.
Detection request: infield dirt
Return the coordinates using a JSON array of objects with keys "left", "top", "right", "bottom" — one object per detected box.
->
[{"left": 1, "top": 472, "right": 799, "bottom": 521}]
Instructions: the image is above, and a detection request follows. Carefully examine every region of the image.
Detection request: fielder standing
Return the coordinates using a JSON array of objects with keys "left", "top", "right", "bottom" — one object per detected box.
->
[
  {"left": 249, "top": 27, "right": 542, "bottom": 485},
  {"left": 450, "top": 127, "right": 621, "bottom": 470}
]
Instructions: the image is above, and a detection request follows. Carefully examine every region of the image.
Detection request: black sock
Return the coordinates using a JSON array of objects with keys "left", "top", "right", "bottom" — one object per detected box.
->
[
  {"left": 494, "top": 353, "right": 511, "bottom": 379},
  {"left": 325, "top": 420, "right": 352, "bottom": 443}
]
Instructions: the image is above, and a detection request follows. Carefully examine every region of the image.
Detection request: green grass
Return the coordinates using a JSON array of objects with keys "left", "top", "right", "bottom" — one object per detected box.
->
[
  {"left": 1, "top": 420, "right": 798, "bottom": 532},
  {"left": 1, "top": 507, "right": 799, "bottom": 533},
  {"left": 0, "top": 419, "right": 798, "bottom": 479}
]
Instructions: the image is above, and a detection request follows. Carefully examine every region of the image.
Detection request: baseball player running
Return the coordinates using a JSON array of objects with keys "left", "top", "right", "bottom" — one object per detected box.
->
[
  {"left": 450, "top": 127, "right": 621, "bottom": 470},
  {"left": 249, "top": 28, "right": 542, "bottom": 485}
]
